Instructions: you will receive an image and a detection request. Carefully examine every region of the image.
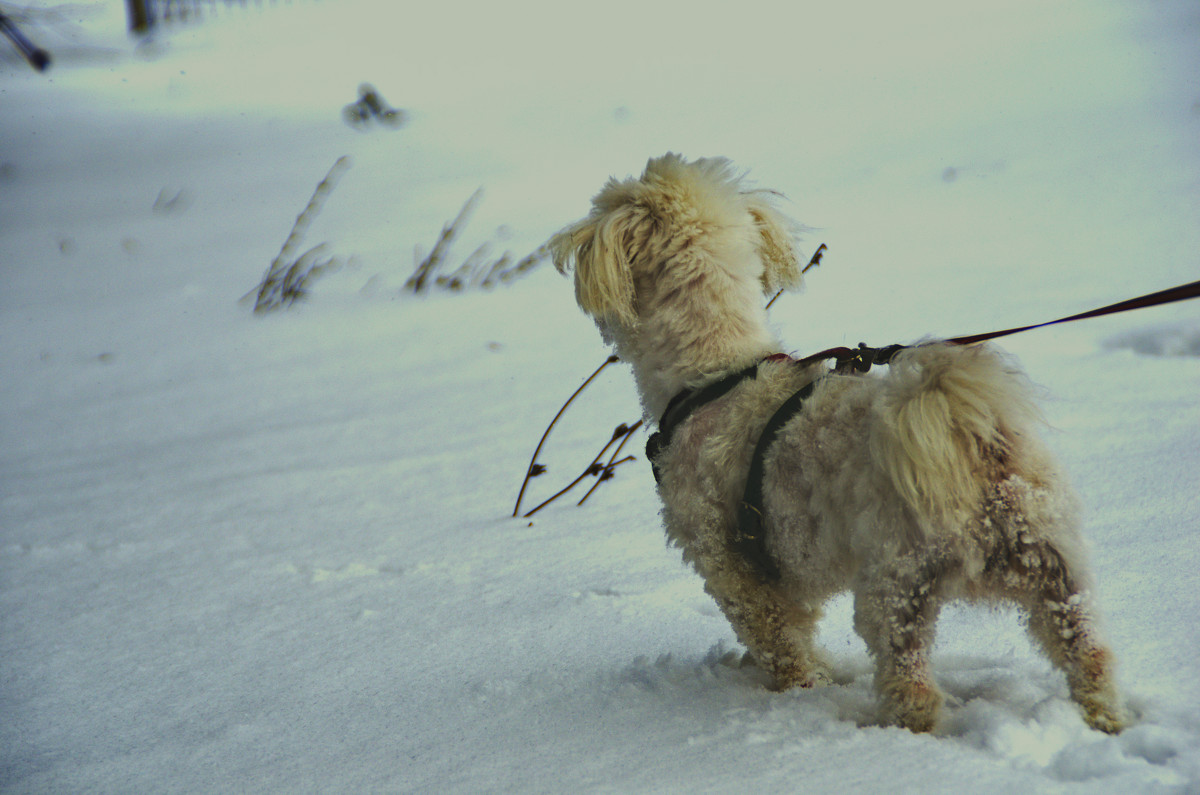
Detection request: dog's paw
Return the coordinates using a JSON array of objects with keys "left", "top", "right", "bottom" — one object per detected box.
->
[
  {"left": 767, "top": 664, "right": 834, "bottom": 692},
  {"left": 1080, "top": 698, "right": 1127, "bottom": 735},
  {"left": 1070, "top": 647, "right": 1126, "bottom": 734},
  {"left": 881, "top": 679, "right": 944, "bottom": 734}
]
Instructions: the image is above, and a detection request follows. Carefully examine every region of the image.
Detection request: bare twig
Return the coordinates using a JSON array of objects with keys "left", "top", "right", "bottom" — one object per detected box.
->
[
  {"left": 437, "top": 241, "right": 493, "bottom": 291},
  {"left": 523, "top": 421, "right": 641, "bottom": 517},
  {"left": 766, "top": 243, "right": 826, "bottom": 311},
  {"left": 512, "top": 355, "right": 619, "bottom": 517},
  {"left": 577, "top": 420, "right": 643, "bottom": 506}
]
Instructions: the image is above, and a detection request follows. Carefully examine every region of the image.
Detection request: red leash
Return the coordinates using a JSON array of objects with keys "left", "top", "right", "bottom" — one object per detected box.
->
[
  {"left": 948, "top": 279, "right": 1200, "bottom": 346},
  {"left": 799, "top": 278, "right": 1200, "bottom": 370}
]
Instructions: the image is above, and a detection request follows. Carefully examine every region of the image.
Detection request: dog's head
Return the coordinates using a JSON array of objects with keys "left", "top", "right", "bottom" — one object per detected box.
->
[{"left": 551, "top": 153, "right": 802, "bottom": 331}]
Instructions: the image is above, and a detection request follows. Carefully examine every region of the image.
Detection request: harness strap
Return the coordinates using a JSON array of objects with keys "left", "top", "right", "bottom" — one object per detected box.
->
[
  {"left": 735, "top": 379, "right": 818, "bottom": 582},
  {"left": 646, "top": 360, "right": 764, "bottom": 484},
  {"left": 647, "top": 354, "right": 825, "bottom": 583}
]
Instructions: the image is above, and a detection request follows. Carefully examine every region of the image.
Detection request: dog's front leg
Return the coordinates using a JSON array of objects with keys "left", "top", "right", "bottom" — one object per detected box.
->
[
  {"left": 701, "top": 559, "right": 831, "bottom": 691},
  {"left": 854, "top": 555, "right": 949, "bottom": 733}
]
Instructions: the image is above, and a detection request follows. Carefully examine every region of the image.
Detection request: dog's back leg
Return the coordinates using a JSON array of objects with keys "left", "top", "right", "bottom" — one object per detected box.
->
[
  {"left": 983, "top": 480, "right": 1125, "bottom": 733},
  {"left": 1021, "top": 550, "right": 1124, "bottom": 733},
  {"left": 854, "top": 553, "right": 950, "bottom": 733},
  {"left": 700, "top": 559, "right": 831, "bottom": 691}
]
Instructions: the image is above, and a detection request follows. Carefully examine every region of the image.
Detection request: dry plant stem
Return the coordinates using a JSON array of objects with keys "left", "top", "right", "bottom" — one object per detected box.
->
[
  {"left": 497, "top": 241, "right": 552, "bottom": 285},
  {"left": 577, "top": 420, "right": 643, "bottom": 506},
  {"left": 438, "top": 242, "right": 493, "bottom": 290},
  {"left": 273, "top": 156, "right": 350, "bottom": 275},
  {"left": 249, "top": 155, "right": 351, "bottom": 312},
  {"left": 408, "top": 192, "right": 552, "bottom": 294},
  {"left": 408, "top": 188, "right": 483, "bottom": 293},
  {"left": 278, "top": 245, "right": 337, "bottom": 301},
  {"left": 478, "top": 254, "right": 512, "bottom": 288},
  {"left": 512, "top": 354, "right": 619, "bottom": 517},
  {"left": 523, "top": 422, "right": 637, "bottom": 518},
  {"left": 766, "top": 242, "right": 826, "bottom": 311}
]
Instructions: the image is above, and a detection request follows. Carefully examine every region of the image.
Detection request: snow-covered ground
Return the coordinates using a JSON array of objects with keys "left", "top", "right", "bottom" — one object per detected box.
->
[{"left": 2, "top": 1, "right": 1198, "bottom": 791}]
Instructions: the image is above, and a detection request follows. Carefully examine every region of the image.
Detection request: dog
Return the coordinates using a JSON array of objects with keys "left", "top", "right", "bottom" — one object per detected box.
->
[{"left": 551, "top": 153, "right": 1125, "bottom": 734}]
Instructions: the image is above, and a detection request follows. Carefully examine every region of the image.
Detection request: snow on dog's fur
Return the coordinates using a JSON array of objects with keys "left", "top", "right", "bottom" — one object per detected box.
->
[{"left": 552, "top": 153, "right": 1125, "bottom": 734}]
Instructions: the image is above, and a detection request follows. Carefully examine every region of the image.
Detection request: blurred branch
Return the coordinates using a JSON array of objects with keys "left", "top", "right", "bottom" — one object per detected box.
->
[
  {"left": 407, "top": 190, "right": 552, "bottom": 295},
  {"left": 245, "top": 155, "right": 351, "bottom": 313},
  {"left": 0, "top": 9, "right": 51, "bottom": 71}
]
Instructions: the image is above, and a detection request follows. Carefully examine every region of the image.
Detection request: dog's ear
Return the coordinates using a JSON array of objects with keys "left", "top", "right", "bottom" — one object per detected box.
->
[
  {"left": 551, "top": 207, "right": 639, "bottom": 326},
  {"left": 746, "top": 194, "right": 802, "bottom": 295}
]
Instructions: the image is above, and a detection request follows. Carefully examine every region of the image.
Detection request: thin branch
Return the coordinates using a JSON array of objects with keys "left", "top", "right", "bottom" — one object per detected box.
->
[
  {"left": 766, "top": 242, "right": 826, "bottom": 311},
  {"left": 512, "top": 354, "right": 619, "bottom": 517},
  {"left": 578, "top": 420, "right": 643, "bottom": 506},
  {"left": 523, "top": 421, "right": 638, "bottom": 517}
]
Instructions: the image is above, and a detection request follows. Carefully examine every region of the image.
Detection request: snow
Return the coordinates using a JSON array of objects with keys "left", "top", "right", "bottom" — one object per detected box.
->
[{"left": 2, "top": 0, "right": 1198, "bottom": 791}]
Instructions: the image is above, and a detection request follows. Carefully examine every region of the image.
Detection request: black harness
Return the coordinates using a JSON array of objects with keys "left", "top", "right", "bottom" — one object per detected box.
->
[
  {"left": 645, "top": 360, "right": 766, "bottom": 482},
  {"left": 646, "top": 344, "right": 907, "bottom": 583},
  {"left": 733, "top": 378, "right": 818, "bottom": 581},
  {"left": 645, "top": 355, "right": 818, "bottom": 583}
]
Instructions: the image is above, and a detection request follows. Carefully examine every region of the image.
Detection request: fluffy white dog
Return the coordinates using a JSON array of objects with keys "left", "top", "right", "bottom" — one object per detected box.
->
[{"left": 551, "top": 153, "right": 1124, "bottom": 734}]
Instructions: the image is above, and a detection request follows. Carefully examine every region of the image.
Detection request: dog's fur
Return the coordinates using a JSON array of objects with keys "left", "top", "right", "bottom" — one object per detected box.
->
[{"left": 552, "top": 154, "right": 1125, "bottom": 734}]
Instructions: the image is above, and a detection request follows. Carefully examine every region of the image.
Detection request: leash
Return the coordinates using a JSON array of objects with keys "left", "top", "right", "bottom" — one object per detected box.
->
[
  {"left": 796, "top": 278, "right": 1200, "bottom": 371},
  {"left": 950, "top": 278, "right": 1200, "bottom": 345}
]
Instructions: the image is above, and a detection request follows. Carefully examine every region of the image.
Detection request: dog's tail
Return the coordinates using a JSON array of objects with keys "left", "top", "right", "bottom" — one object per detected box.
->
[{"left": 869, "top": 342, "right": 1042, "bottom": 529}]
